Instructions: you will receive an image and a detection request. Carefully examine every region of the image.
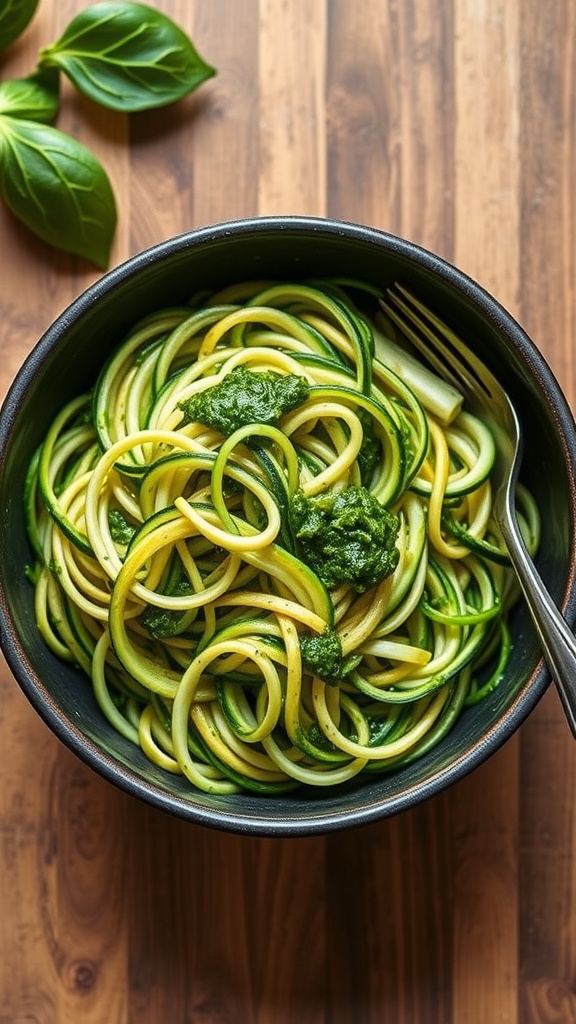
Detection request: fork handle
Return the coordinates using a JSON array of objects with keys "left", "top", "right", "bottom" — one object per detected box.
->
[{"left": 499, "top": 518, "right": 576, "bottom": 738}]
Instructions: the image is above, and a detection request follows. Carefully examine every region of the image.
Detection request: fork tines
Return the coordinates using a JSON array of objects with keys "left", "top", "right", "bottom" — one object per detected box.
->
[{"left": 382, "top": 283, "right": 495, "bottom": 399}]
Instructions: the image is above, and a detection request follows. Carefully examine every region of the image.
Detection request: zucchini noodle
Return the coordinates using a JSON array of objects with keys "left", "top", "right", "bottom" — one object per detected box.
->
[{"left": 25, "top": 280, "right": 540, "bottom": 794}]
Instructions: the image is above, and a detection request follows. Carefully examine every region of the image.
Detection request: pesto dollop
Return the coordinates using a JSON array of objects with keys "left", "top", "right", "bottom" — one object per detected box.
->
[
  {"left": 290, "top": 484, "right": 400, "bottom": 593},
  {"left": 300, "top": 626, "right": 359, "bottom": 686},
  {"left": 178, "top": 364, "right": 309, "bottom": 435}
]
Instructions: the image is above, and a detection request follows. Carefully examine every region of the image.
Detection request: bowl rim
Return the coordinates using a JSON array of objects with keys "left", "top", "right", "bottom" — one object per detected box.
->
[{"left": 1, "top": 214, "right": 576, "bottom": 836}]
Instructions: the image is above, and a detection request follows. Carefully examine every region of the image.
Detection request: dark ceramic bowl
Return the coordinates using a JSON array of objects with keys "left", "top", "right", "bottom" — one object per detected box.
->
[{"left": 1, "top": 216, "right": 575, "bottom": 836}]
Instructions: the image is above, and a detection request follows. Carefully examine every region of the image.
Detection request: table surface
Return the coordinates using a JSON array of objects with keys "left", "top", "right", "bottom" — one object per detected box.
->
[{"left": 1, "top": 2, "right": 576, "bottom": 1021}]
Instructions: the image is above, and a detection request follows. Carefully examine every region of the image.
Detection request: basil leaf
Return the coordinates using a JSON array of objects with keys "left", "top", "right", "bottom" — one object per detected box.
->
[
  {"left": 39, "top": 1, "right": 216, "bottom": 113},
  {"left": 0, "top": 116, "right": 116, "bottom": 267},
  {"left": 0, "top": 0, "right": 40, "bottom": 52},
  {"left": 0, "top": 68, "right": 60, "bottom": 123}
]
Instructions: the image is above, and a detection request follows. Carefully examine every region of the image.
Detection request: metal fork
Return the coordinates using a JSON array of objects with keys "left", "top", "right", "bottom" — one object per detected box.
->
[{"left": 381, "top": 283, "right": 576, "bottom": 737}]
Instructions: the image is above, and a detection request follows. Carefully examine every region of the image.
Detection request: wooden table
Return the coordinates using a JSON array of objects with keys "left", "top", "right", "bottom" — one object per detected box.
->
[{"left": 1, "top": 2, "right": 575, "bottom": 1021}]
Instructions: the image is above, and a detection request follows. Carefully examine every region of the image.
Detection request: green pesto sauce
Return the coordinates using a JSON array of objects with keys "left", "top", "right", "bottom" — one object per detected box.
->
[
  {"left": 300, "top": 625, "right": 360, "bottom": 686},
  {"left": 178, "top": 364, "right": 309, "bottom": 435},
  {"left": 108, "top": 508, "right": 137, "bottom": 546},
  {"left": 290, "top": 484, "right": 400, "bottom": 593}
]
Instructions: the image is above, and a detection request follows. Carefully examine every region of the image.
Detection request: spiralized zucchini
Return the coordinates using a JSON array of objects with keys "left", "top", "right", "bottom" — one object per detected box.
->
[{"left": 25, "top": 280, "right": 540, "bottom": 794}]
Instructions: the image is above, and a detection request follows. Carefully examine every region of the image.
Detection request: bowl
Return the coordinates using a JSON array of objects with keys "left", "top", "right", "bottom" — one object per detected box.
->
[{"left": 1, "top": 215, "right": 575, "bottom": 837}]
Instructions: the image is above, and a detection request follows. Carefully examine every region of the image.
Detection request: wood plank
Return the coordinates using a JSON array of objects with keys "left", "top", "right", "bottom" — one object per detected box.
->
[
  {"left": 42, "top": 754, "right": 128, "bottom": 1023},
  {"left": 0, "top": 672, "right": 62, "bottom": 1021},
  {"left": 326, "top": 0, "right": 396, "bottom": 230},
  {"left": 454, "top": 0, "right": 521, "bottom": 312},
  {"left": 451, "top": 744, "right": 520, "bottom": 1024},
  {"left": 257, "top": 0, "right": 327, "bottom": 216},
  {"left": 250, "top": 838, "right": 325, "bottom": 1024},
  {"left": 325, "top": 5, "right": 456, "bottom": 1023},
  {"left": 518, "top": 5, "right": 576, "bottom": 1019},
  {"left": 125, "top": 813, "right": 257, "bottom": 1021},
  {"left": 519, "top": 0, "right": 576, "bottom": 403},
  {"left": 128, "top": 0, "right": 259, "bottom": 247},
  {"left": 326, "top": 0, "right": 455, "bottom": 253},
  {"left": 327, "top": 798, "right": 454, "bottom": 1024},
  {"left": 520, "top": 725, "right": 576, "bottom": 1023},
  {"left": 191, "top": 0, "right": 260, "bottom": 226},
  {"left": 450, "top": 3, "right": 522, "bottom": 1021},
  {"left": 0, "top": 3, "right": 130, "bottom": 1019}
]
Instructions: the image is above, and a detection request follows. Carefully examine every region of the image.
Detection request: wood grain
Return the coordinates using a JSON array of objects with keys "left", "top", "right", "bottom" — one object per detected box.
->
[
  {"left": 258, "top": 0, "right": 327, "bottom": 216},
  {"left": 1, "top": 2, "right": 575, "bottom": 1021},
  {"left": 518, "top": 3, "right": 576, "bottom": 1021},
  {"left": 451, "top": 5, "right": 521, "bottom": 1023}
]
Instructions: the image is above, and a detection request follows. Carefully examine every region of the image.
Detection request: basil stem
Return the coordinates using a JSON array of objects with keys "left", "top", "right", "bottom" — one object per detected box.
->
[
  {"left": 39, "top": 0, "right": 216, "bottom": 112},
  {"left": 0, "top": 68, "right": 60, "bottom": 123},
  {"left": 0, "top": 0, "right": 40, "bottom": 52},
  {"left": 0, "top": 116, "right": 117, "bottom": 267}
]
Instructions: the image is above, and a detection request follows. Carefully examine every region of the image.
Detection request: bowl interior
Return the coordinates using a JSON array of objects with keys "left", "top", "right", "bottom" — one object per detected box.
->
[{"left": 1, "top": 217, "right": 575, "bottom": 835}]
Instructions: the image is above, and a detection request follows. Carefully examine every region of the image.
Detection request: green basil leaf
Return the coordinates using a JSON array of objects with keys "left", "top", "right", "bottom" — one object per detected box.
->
[
  {"left": 39, "top": 1, "right": 216, "bottom": 112},
  {"left": 0, "top": 116, "right": 117, "bottom": 267},
  {"left": 0, "top": 0, "right": 40, "bottom": 52},
  {"left": 0, "top": 68, "right": 60, "bottom": 123}
]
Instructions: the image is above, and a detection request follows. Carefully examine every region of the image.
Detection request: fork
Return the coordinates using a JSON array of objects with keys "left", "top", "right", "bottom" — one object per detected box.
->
[{"left": 380, "top": 283, "right": 576, "bottom": 737}]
